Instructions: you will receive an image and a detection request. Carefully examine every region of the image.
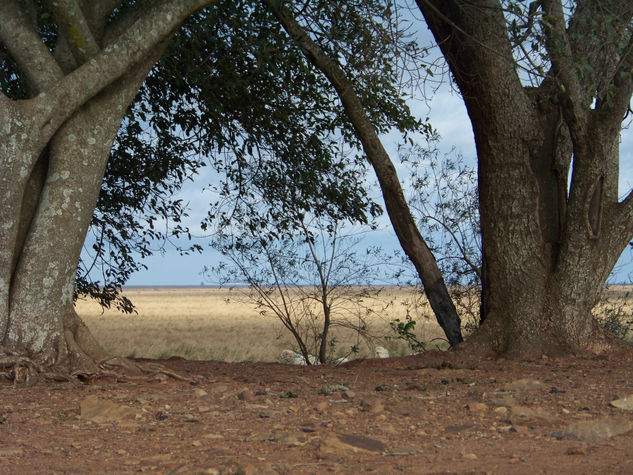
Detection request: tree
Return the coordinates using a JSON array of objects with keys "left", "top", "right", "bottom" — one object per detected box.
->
[
  {"left": 413, "top": 0, "right": 633, "bottom": 355},
  {"left": 263, "top": 0, "right": 465, "bottom": 347},
  {"left": 113, "top": 0, "right": 466, "bottom": 346},
  {"left": 0, "top": 0, "right": 223, "bottom": 379},
  {"left": 209, "top": 212, "right": 390, "bottom": 365},
  {"left": 0, "top": 0, "right": 442, "bottom": 378}
]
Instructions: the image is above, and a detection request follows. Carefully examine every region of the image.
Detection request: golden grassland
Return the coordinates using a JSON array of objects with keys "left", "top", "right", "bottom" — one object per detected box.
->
[
  {"left": 75, "top": 285, "right": 632, "bottom": 363},
  {"left": 76, "top": 286, "right": 453, "bottom": 362}
]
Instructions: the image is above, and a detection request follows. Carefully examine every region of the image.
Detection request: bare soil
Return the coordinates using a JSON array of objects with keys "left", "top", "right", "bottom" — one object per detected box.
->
[{"left": 1, "top": 352, "right": 633, "bottom": 474}]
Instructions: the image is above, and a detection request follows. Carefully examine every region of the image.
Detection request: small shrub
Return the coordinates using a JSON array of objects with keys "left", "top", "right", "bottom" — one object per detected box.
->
[
  {"left": 388, "top": 311, "right": 426, "bottom": 354},
  {"left": 596, "top": 287, "right": 633, "bottom": 341}
]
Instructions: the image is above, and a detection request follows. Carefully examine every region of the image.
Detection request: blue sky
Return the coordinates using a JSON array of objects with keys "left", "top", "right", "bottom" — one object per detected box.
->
[{"left": 120, "top": 82, "right": 633, "bottom": 286}]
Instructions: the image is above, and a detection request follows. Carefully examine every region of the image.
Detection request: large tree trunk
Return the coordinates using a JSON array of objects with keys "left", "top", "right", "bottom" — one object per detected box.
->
[
  {"left": 0, "top": 0, "right": 218, "bottom": 379},
  {"left": 4, "top": 54, "right": 163, "bottom": 373},
  {"left": 417, "top": 0, "right": 633, "bottom": 356}
]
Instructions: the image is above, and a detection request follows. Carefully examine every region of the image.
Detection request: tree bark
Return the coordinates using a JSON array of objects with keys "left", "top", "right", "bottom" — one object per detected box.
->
[
  {"left": 416, "top": 0, "right": 633, "bottom": 355},
  {"left": 0, "top": 0, "right": 220, "bottom": 377},
  {"left": 263, "top": 0, "right": 463, "bottom": 346}
]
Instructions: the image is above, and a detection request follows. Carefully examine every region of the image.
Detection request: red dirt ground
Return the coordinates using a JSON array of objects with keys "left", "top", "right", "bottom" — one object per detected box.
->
[{"left": 1, "top": 352, "right": 633, "bottom": 474}]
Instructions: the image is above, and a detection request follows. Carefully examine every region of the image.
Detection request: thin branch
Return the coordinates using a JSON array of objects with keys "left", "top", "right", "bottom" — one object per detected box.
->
[{"left": 422, "top": 214, "right": 481, "bottom": 277}]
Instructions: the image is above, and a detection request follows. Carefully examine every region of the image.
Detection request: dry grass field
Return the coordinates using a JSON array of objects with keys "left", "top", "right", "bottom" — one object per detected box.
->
[
  {"left": 76, "top": 285, "right": 632, "bottom": 363},
  {"left": 76, "top": 286, "right": 453, "bottom": 363}
]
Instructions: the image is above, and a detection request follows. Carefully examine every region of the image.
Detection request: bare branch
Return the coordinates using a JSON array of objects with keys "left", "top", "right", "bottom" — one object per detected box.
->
[
  {"left": 0, "top": 0, "right": 64, "bottom": 93},
  {"left": 420, "top": 214, "right": 481, "bottom": 278},
  {"left": 46, "top": 0, "right": 100, "bottom": 63}
]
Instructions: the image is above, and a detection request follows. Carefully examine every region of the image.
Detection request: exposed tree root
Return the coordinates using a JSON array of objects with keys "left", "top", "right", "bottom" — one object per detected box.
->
[
  {"left": 82, "top": 356, "right": 194, "bottom": 383},
  {"left": 451, "top": 313, "right": 633, "bottom": 361},
  {"left": 1, "top": 311, "right": 193, "bottom": 386},
  {"left": 0, "top": 354, "right": 41, "bottom": 386},
  {"left": 1, "top": 353, "right": 194, "bottom": 386}
]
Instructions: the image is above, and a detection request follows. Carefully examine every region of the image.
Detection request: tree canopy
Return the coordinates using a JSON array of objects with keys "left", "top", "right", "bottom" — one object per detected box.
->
[{"left": 0, "top": 0, "right": 445, "bottom": 378}]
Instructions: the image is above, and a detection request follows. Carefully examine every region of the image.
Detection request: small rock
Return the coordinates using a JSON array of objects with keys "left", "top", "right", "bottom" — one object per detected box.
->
[
  {"left": 374, "top": 346, "right": 390, "bottom": 358},
  {"left": 342, "top": 390, "right": 356, "bottom": 400},
  {"left": 565, "top": 446, "right": 586, "bottom": 455},
  {"left": 319, "top": 384, "right": 349, "bottom": 395},
  {"left": 445, "top": 424, "right": 474, "bottom": 434},
  {"left": 193, "top": 388, "right": 208, "bottom": 397},
  {"left": 558, "top": 417, "right": 633, "bottom": 440},
  {"left": 467, "top": 402, "right": 487, "bottom": 412},
  {"left": 509, "top": 406, "right": 556, "bottom": 425},
  {"left": 184, "top": 414, "right": 201, "bottom": 423},
  {"left": 462, "top": 453, "right": 478, "bottom": 460},
  {"left": 155, "top": 411, "right": 168, "bottom": 421},
  {"left": 494, "top": 406, "right": 508, "bottom": 415},
  {"left": 360, "top": 399, "right": 385, "bottom": 414},
  {"left": 504, "top": 379, "right": 544, "bottom": 391},
  {"left": 237, "top": 390, "right": 255, "bottom": 402},
  {"left": 488, "top": 394, "right": 518, "bottom": 407},
  {"left": 610, "top": 395, "right": 633, "bottom": 410},
  {"left": 280, "top": 349, "right": 319, "bottom": 365},
  {"left": 279, "top": 391, "right": 298, "bottom": 399},
  {"left": 320, "top": 433, "right": 387, "bottom": 455},
  {"left": 274, "top": 431, "right": 308, "bottom": 446},
  {"left": 79, "top": 395, "right": 139, "bottom": 424},
  {"left": 192, "top": 440, "right": 202, "bottom": 447},
  {"left": 258, "top": 409, "right": 277, "bottom": 419}
]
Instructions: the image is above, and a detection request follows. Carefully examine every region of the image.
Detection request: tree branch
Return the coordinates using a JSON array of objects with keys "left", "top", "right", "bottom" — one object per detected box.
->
[
  {"left": 53, "top": 0, "right": 123, "bottom": 73},
  {"left": 567, "top": 1, "right": 633, "bottom": 105},
  {"left": 540, "top": 0, "right": 589, "bottom": 139},
  {"left": 595, "top": 32, "right": 633, "bottom": 134},
  {"left": 262, "top": 0, "right": 464, "bottom": 346},
  {"left": 32, "top": 0, "right": 220, "bottom": 144},
  {"left": 0, "top": 0, "right": 64, "bottom": 93},
  {"left": 81, "top": 0, "right": 124, "bottom": 39},
  {"left": 46, "top": 0, "right": 100, "bottom": 64}
]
